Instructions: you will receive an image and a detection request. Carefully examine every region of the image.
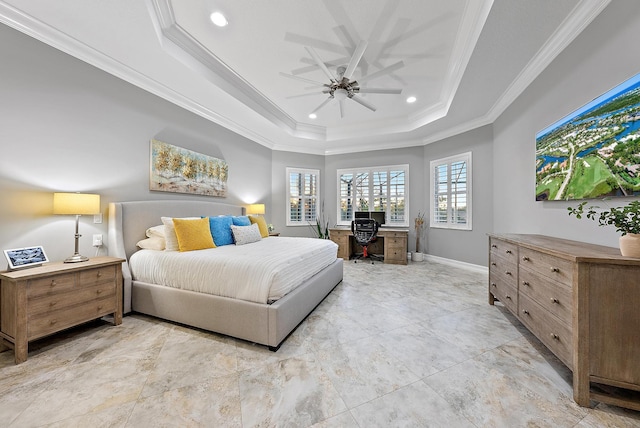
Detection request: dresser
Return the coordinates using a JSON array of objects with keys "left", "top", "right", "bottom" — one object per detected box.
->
[
  {"left": 330, "top": 228, "right": 408, "bottom": 265},
  {"left": 488, "top": 234, "right": 640, "bottom": 410},
  {"left": 0, "top": 256, "right": 124, "bottom": 363}
]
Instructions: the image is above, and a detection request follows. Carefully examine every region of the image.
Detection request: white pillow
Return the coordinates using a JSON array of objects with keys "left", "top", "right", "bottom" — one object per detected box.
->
[
  {"left": 146, "top": 225, "right": 165, "bottom": 238},
  {"left": 136, "top": 236, "right": 166, "bottom": 251},
  {"left": 161, "top": 217, "right": 199, "bottom": 251},
  {"left": 231, "top": 224, "right": 262, "bottom": 245}
]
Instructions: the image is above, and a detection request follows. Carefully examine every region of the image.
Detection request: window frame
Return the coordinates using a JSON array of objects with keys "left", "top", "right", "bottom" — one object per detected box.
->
[
  {"left": 429, "top": 152, "right": 472, "bottom": 230},
  {"left": 336, "top": 164, "right": 409, "bottom": 227},
  {"left": 286, "top": 167, "right": 320, "bottom": 227}
]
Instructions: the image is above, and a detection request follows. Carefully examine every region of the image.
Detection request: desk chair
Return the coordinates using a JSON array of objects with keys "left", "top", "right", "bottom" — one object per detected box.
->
[{"left": 351, "top": 218, "right": 383, "bottom": 263}]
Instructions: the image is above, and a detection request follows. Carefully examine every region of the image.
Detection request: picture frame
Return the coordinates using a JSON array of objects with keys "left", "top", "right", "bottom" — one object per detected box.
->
[{"left": 4, "top": 246, "right": 49, "bottom": 270}]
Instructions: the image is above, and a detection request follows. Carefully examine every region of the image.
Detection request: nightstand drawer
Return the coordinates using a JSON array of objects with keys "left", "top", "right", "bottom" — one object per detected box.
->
[
  {"left": 27, "top": 273, "right": 75, "bottom": 298},
  {"left": 29, "top": 283, "right": 116, "bottom": 316},
  {"left": 79, "top": 266, "right": 116, "bottom": 286},
  {"left": 28, "top": 295, "right": 116, "bottom": 340}
]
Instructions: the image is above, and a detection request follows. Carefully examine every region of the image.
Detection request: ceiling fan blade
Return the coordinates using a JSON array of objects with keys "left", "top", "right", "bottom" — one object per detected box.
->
[
  {"left": 358, "top": 61, "right": 404, "bottom": 83},
  {"left": 339, "top": 99, "right": 345, "bottom": 118},
  {"left": 305, "top": 46, "right": 337, "bottom": 83},
  {"left": 350, "top": 94, "right": 377, "bottom": 112},
  {"left": 286, "top": 92, "right": 326, "bottom": 99},
  {"left": 357, "top": 88, "right": 402, "bottom": 94},
  {"left": 310, "top": 97, "right": 334, "bottom": 115},
  {"left": 343, "top": 40, "right": 368, "bottom": 80},
  {"left": 279, "top": 72, "right": 325, "bottom": 86}
]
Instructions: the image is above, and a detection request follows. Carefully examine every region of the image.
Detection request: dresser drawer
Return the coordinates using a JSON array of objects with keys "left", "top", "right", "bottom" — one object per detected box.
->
[
  {"left": 385, "top": 236, "right": 406, "bottom": 248},
  {"left": 28, "top": 295, "right": 116, "bottom": 340},
  {"left": 489, "top": 276, "right": 518, "bottom": 315},
  {"left": 79, "top": 266, "right": 116, "bottom": 286},
  {"left": 489, "top": 253, "right": 518, "bottom": 287},
  {"left": 520, "top": 247, "right": 572, "bottom": 286},
  {"left": 519, "top": 293, "right": 573, "bottom": 368},
  {"left": 490, "top": 238, "right": 518, "bottom": 264},
  {"left": 519, "top": 265, "right": 572, "bottom": 325},
  {"left": 27, "top": 273, "right": 75, "bottom": 299},
  {"left": 385, "top": 247, "right": 406, "bottom": 264},
  {"left": 28, "top": 283, "right": 116, "bottom": 316}
]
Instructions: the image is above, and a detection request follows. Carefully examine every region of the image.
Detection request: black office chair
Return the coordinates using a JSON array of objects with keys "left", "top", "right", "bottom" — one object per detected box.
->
[{"left": 351, "top": 218, "right": 383, "bottom": 263}]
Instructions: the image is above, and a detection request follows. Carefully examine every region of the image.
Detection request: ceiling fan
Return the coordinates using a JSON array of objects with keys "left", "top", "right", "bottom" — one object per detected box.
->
[{"left": 281, "top": 40, "right": 404, "bottom": 118}]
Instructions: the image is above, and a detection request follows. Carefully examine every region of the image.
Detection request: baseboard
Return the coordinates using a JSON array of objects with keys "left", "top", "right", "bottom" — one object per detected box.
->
[{"left": 423, "top": 254, "right": 488, "bottom": 274}]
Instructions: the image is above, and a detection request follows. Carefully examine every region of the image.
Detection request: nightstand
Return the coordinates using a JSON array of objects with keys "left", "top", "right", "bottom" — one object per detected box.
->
[{"left": 0, "top": 256, "right": 124, "bottom": 363}]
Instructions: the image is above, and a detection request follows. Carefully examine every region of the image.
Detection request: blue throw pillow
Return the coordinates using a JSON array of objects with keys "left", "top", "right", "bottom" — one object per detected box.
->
[
  {"left": 232, "top": 215, "right": 251, "bottom": 226},
  {"left": 207, "top": 216, "right": 234, "bottom": 246}
]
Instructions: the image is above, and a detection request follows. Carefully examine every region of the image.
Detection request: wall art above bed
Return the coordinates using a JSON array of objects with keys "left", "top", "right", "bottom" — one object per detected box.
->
[{"left": 150, "top": 139, "right": 228, "bottom": 197}]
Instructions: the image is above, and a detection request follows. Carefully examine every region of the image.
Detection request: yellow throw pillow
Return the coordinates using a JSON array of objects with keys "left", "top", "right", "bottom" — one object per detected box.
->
[
  {"left": 172, "top": 217, "right": 216, "bottom": 252},
  {"left": 249, "top": 215, "right": 269, "bottom": 238}
]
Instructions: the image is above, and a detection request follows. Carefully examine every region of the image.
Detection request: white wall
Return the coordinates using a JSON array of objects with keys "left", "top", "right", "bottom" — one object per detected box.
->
[
  {"left": 493, "top": 0, "right": 640, "bottom": 248},
  {"left": 0, "top": 24, "right": 272, "bottom": 263}
]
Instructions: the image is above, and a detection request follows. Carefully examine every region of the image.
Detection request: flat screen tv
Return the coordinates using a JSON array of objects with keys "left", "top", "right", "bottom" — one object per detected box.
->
[{"left": 535, "top": 72, "right": 640, "bottom": 201}]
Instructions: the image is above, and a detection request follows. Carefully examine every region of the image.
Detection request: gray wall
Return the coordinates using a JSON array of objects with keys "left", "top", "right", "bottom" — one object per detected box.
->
[
  {"left": 0, "top": 24, "right": 272, "bottom": 263},
  {"left": 424, "top": 125, "right": 494, "bottom": 266},
  {"left": 493, "top": 0, "right": 640, "bottom": 248}
]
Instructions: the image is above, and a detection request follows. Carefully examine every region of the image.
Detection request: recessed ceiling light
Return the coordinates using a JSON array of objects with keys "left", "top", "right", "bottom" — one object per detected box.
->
[
  {"left": 308, "top": 113, "right": 317, "bottom": 119},
  {"left": 406, "top": 96, "right": 417, "bottom": 103},
  {"left": 210, "top": 11, "right": 228, "bottom": 27}
]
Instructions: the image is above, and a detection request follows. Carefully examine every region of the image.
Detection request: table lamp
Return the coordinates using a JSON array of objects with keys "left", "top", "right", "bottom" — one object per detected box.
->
[
  {"left": 53, "top": 192, "right": 100, "bottom": 263},
  {"left": 246, "top": 204, "right": 265, "bottom": 216}
]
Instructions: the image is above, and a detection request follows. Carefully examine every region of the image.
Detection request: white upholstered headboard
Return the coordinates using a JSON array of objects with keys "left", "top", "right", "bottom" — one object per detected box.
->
[{"left": 108, "top": 200, "right": 244, "bottom": 313}]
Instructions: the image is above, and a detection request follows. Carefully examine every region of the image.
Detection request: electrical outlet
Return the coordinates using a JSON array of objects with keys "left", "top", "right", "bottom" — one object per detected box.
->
[
  {"left": 92, "top": 234, "right": 103, "bottom": 247},
  {"left": 94, "top": 213, "right": 103, "bottom": 224}
]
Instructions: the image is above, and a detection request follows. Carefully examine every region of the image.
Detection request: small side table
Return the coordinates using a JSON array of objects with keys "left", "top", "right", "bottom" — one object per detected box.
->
[{"left": 0, "top": 256, "right": 124, "bottom": 363}]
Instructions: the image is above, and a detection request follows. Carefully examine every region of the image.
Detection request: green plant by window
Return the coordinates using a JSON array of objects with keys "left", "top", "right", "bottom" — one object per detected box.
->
[{"left": 567, "top": 200, "right": 640, "bottom": 235}]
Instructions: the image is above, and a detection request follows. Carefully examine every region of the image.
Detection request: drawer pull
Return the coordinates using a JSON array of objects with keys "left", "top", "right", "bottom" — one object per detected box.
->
[
  {"left": 550, "top": 298, "right": 559, "bottom": 304},
  {"left": 491, "top": 244, "right": 497, "bottom": 248},
  {"left": 50, "top": 280, "right": 57, "bottom": 287},
  {"left": 522, "top": 256, "right": 530, "bottom": 261},
  {"left": 491, "top": 282, "right": 497, "bottom": 288},
  {"left": 491, "top": 262, "right": 496, "bottom": 266},
  {"left": 49, "top": 301, "right": 57, "bottom": 307},
  {"left": 505, "top": 250, "right": 512, "bottom": 254},
  {"left": 551, "top": 267, "right": 560, "bottom": 273},
  {"left": 505, "top": 271, "right": 512, "bottom": 276},
  {"left": 97, "top": 271, "right": 103, "bottom": 277},
  {"left": 50, "top": 319, "right": 57, "bottom": 326},
  {"left": 96, "top": 289, "right": 103, "bottom": 295},
  {"left": 522, "top": 309, "right": 529, "bottom": 315},
  {"left": 505, "top": 295, "right": 512, "bottom": 300},
  {"left": 550, "top": 333, "right": 560, "bottom": 340},
  {"left": 522, "top": 281, "right": 530, "bottom": 286}
]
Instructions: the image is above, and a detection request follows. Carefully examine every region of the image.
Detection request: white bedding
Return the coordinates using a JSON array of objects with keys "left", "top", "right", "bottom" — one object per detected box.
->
[{"left": 129, "top": 237, "right": 338, "bottom": 304}]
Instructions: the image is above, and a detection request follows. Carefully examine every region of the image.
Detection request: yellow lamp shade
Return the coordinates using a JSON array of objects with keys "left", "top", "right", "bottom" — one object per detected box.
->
[
  {"left": 53, "top": 193, "right": 101, "bottom": 215},
  {"left": 246, "top": 203, "right": 265, "bottom": 215}
]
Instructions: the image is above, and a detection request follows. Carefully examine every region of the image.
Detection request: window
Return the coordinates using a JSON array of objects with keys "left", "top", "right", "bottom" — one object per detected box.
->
[
  {"left": 286, "top": 168, "right": 320, "bottom": 226},
  {"left": 337, "top": 165, "right": 408, "bottom": 227},
  {"left": 430, "top": 152, "right": 472, "bottom": 230}
]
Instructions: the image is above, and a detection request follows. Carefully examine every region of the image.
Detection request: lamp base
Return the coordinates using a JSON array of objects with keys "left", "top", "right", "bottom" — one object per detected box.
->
[{"left": 63, "top": 253, "right": 90, "bottom": 263}]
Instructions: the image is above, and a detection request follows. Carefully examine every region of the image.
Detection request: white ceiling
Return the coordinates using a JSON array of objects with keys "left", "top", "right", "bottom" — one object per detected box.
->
[{"left": 0, "top": 0, "right": 610, "bottom": 154}]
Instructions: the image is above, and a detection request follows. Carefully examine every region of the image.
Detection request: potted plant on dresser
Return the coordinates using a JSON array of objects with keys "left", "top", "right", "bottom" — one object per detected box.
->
[{"left": 568, "top": 200, "right": 640, "bottom": 257}]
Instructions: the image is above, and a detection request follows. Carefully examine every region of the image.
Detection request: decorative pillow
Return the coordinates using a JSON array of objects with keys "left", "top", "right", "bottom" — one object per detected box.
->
[
  {"left": 146, "top": 225, "right": 165, "bottom": 239},
  {"left": 161, "top": 216, "right": 200, "bottom": 251},
  {"left": 136, "top": 236, "right": 166, "bottom": 251},
  {"left": 172, "top": 217, "right": 216, "bottom": 252},
  {"left": 230, "top": 224, "right": 262, "bottom": 245},
  {"left": 207, "top": 216, "right": 234, "bottom": 246},
  {"left": 249, "top": 215, "right": 269, "bottom": 238},
  {"left": 232, "top": 215, "right": 251, "bottom": 226}
]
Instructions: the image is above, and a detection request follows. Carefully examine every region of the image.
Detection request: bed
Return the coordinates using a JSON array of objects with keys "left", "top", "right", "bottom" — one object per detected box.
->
[{"left": 107, "top": 200, "right": 343, "bottom": 350}]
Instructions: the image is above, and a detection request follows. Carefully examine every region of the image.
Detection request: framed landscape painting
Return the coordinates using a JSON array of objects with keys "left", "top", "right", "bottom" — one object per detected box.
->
[
  {"left": 150, "top": 139, "right": 228, "bottom": 197},
  {"left": 535, "top": 72, "right": 640, "bottom": 201}
]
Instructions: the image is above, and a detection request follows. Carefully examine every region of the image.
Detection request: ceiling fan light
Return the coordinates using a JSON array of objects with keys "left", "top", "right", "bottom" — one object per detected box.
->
[
  {"left": 406, "top": 96, "right": 417, "bottom": 103},
  {"left": 308, "top": 113, "right": 317, "bottom": 119},
  {"left": 210, "top": 12, "right": 228, "bottom": 27},
  {"left": 334, "top": 88, "right": 348, "bottom": 101}
]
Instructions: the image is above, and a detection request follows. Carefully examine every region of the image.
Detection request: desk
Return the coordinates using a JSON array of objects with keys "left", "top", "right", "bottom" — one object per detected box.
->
[{"left": 330, "top": 228, "right": 408, "bottom": 265}]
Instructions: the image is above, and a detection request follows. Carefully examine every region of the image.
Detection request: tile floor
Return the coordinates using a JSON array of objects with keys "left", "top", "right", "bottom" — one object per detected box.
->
[{"left": 1, "top": 260, "right": 639, "bottom": 427}]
